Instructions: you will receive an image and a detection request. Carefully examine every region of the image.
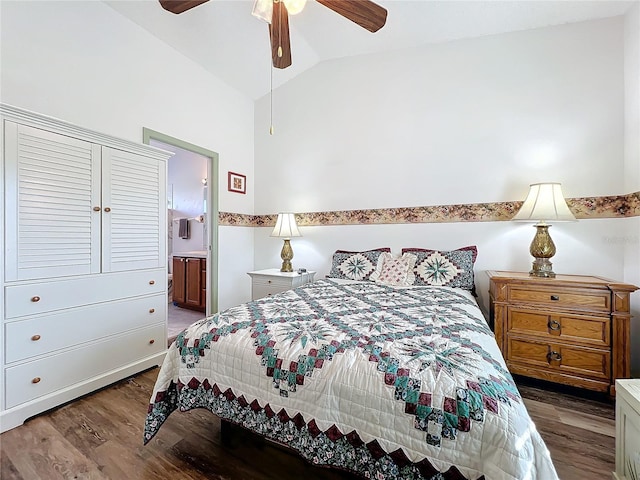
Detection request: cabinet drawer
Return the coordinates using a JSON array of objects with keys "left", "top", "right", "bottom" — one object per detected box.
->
[
  {"left": 507, "top": 308, "right": 610, "bottom": 347},
  {"left": 5, "top": 294, "right": 166, "bottom": 364},
  {"left": 507, "top": 336, "right": 610, "bottom": 380},
  {"left": 252, "top": 276, "right": 293, "bottom": 289},
  {"left": 508, "top": 285, "right": 610, "bottom": 312},
  {"left": 253, "top": 284, "right": 290, "bottom": 300},
  {"left": 5, "top": 268, "right": 165, "bottom": 318},
  {"left": 4, "top": 323, "right": 166, "bottom": 409}
]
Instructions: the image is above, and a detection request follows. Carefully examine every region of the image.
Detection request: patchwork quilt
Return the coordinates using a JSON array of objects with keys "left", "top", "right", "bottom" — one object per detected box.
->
[{"left": 144, "top": 279, "right": 558, "bottom": 480}]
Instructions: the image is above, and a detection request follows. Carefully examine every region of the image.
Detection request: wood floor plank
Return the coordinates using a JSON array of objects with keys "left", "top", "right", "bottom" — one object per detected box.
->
[
  {"left": 1, "top": 417, "right": 110, "bottom": 480},
  {"left": 0, "top": 368, "right": 617, "bottom": 480},
  {"left": 555, "top": 406, "right": 616, "bottom": 437}
]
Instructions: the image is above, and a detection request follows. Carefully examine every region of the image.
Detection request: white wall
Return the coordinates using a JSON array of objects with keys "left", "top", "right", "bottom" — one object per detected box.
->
[
  {"left": 255, "top": 17, "right": 625, "bottom": 213},
  {"left": 0, "top": 0, "right": 255, "bottom": 308},
  {"left": 254, "top": 17, "right": 638, "bottom": 365},
  {"left": 255, "top": 219, "right": 628, "bottom": 313},
  {"left": 624, "top": 3, "right": 640, "bottom": 376}
]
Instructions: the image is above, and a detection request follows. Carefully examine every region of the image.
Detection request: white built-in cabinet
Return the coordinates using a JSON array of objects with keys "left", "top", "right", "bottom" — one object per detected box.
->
[{"left": 0, "top": 104, "right": 172, "bottom": 432}]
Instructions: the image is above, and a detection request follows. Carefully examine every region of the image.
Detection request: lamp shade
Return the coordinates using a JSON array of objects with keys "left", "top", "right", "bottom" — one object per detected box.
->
[
  {"left": 512, "top": 183, "right": 576, "bottom": 223},
  {"left": 270, "top": 213, "right": 302, "bottom": 239}
]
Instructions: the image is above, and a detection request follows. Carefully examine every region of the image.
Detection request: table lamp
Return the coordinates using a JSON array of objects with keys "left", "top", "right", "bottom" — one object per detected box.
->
[
  {"left": 512, "top": 183, "right": 576, "bottom": 278},
  {"left": 271, "top": 213, "right": 301, "bottom": 272}
]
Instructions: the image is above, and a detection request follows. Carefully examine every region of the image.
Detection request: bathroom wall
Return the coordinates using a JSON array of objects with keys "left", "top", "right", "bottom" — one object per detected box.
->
[{"left": 162, "top": 142, "right": 209, "bottom": 260}]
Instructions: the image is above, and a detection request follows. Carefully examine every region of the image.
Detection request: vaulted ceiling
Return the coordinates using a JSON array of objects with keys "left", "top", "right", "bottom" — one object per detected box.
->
[{"left": 106, "top": 0, "right": 636, "bottom": 100}]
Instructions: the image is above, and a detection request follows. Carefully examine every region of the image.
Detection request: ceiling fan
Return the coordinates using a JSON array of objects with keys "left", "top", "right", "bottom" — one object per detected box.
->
[{"left": 159, "top": 0, "right": 388, "bottom": 69}]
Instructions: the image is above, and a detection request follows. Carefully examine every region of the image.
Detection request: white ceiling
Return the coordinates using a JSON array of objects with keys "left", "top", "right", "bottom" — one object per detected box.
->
[{"left": 106, "top": 0, "right": 636, "bottom": 100}]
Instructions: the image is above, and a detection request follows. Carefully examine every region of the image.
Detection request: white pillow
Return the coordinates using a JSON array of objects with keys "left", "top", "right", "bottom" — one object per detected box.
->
[{"left": 370, "top": 252, "right": 417, "bottom": 287}]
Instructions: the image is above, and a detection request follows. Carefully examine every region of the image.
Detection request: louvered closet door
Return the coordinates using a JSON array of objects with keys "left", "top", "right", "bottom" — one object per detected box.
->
[
  {"left": 101, "top": 147, "right": 166, "bottom": 272},
  {"left": 4, "top": 122, "right": 101, "bottom": 281}
]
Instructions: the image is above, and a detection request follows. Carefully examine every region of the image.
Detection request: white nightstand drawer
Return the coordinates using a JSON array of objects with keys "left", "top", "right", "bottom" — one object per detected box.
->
[
  {"left": 248, "top": 269, "right": 316, "bottom": 301},
  {"left": 253, "top": 283, "right": 291, "bottom": 299},
  {"left": 252, "top": 276, "right": 293, "bottom": 289}
]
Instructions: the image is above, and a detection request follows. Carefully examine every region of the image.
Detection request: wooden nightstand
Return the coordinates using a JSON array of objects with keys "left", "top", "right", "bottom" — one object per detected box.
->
[
  {"left": 247, "top": 269, "right": 316, "bottom": 301},
  {"left": 487, "top": 270, "right": 637, "bottom": 395}
]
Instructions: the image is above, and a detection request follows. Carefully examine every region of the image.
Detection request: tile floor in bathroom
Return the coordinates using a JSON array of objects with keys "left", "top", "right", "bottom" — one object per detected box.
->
[{"left": 167, "top": 303, "right": 206, "bottom": 345}]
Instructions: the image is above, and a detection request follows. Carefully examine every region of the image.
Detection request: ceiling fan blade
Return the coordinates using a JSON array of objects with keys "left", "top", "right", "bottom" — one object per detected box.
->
[
  {"left": 159, "top": 0, "right": 210, "bottom": 14},
  {"left": 269, "top": 0, "right": 292, "bottom": 69},
  {"left": 316, "top": 0, "right": 387, "bottom": 32}
]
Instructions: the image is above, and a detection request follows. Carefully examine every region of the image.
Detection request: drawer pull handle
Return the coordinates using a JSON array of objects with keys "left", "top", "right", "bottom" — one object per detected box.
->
[
  {"left": 104, "top": 207, "right": 111, "bottom": 212},
  {"left": 547, "top": 351, "right": 562, "bottom": 362},
  {"left": 31, "top": 296, "right": 41, "bottom": 303},
  {"left": 93, "top": 206, "right": 101, "bottom": 212},
  {"left": 149, "top": 308, "right": 155, "bottom": 313},
  {"left": 32, "top": 377, "right": 41, "bottom": 384},
  {"left": 149, "top": 280, "right": 155, "bottom": 285},
  {"left": 550, "top": 295, "right": 559, "bottom": 301},
  {"left": 548, "top": 320, "right": 561, "bottom": 331},
  {"left": 31, "top": 334, "right": 41, "bottom": 341},
  {"left": 149, "top": 339, "right": 155, "bottom": 345}
]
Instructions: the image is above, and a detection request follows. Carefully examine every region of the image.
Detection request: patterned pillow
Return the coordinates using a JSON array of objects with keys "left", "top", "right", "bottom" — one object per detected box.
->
[
  {"left": 401, "top": 246, "right": 478, "bottom": 292},
  {"left": 327, "top": 248, "right": 391, "bottom": 281},
  {"left": 370, "top": 252, "right": 417, "bottom": 286}
]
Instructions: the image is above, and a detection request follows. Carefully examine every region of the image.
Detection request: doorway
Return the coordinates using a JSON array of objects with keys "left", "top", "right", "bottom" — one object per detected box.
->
[{"left": 143, "top": 128, "right": 219, "bottom": 343}]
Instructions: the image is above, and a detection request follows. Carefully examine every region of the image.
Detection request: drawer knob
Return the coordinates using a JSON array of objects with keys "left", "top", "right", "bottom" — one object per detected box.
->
[
  {"left": 267, "top": 280, "right": 272, "bottom": 284},
  {"left": 547, "top": 320, "right": 561, "bottom": 331},
  {"left": 149, "top": 339, "right": 155, "bottom": 345},
  {"left": 31, "top": 334, "right": 41, "bottom": 341},
  {"left": 149, "top": 308, "right": 155, "bottom": 313},
  {"left": 104, "top": 207, "right": 111, "bottom": 212},
  {"left": 149, "top": 280, "right": 155, "bottom": 285},
  {"left": 32, "top": 377, "right": 41, "bottom": 384},
  {"left": 550, "top": 295, "right": 559, "bottom": 301},
  {"left": 31, "top": 296, "right": 41, "bottom": 303},
  {"left": 93, "top": 206, "right": 101, "bottom": 212},
  {"left": 547, "top": 351, "right": 562, "bottom": 362}
]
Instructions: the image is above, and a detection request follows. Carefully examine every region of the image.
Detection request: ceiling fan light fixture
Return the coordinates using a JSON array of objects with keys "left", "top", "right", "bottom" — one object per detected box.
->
[{"left": 283, "top": 0, "right": 307, "bottom": 15}]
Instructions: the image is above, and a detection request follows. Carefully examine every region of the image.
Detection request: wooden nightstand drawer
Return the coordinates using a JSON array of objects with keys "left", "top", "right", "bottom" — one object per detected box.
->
[
  {"left": 507, "top": 336, "right": 610, "bottom": 381},
  {"left": 507, "top": 308, "right": 610, "bottom": 347},
  {"left": 508, "top": 285, "right": 610, "bottom": 312}
]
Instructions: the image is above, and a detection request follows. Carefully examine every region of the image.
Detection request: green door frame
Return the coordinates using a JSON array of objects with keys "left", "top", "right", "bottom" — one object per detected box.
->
[{"left": 143, "top": 128, "right": 219, "bottom": 315}]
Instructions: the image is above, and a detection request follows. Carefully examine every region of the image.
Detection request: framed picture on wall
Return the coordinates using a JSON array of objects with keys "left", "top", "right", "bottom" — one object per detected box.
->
[{"left": 228, "top": 171, "right": 246, "bottom": 194}]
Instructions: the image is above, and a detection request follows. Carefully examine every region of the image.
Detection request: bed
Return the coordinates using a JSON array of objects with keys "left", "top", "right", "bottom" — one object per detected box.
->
[{"left": 144, "top": 248, "right": 558, "bottom": 480}]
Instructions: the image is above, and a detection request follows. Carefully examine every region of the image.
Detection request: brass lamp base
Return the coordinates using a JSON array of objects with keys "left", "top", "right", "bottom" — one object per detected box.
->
[
  {"left": 280, "top": 239, "right": 294, "bottom": 272},
  {"left": 529, "top": 223, "right": 556, "bottom": 278},
  {"left": 530, "top": 258, "right": 555, "bottom": 278}
]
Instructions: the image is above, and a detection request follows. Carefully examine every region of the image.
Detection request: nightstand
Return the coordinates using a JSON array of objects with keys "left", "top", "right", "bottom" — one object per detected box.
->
[
  {"left": 247, "top": 269, "right": 316, "bottom": 301},
  {"left": 615, "top": 379, "right": 640, "bottom": 480},
  {"left": 487, "top": 270, "right": 637, "bottom": 396}
]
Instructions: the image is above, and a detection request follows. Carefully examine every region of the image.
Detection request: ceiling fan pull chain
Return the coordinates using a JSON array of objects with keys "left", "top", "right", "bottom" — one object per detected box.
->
[
  {"left": 277, "top": 0, "right": 283, "bottom": 58},
  {"left": 270, "top": 60, "right": 275, "bottom": 135}
]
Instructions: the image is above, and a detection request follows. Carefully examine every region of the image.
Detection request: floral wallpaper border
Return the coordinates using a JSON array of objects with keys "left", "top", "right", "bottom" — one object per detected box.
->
[{"left": 219, "top": 191, "right": 640, "bottom": 227}]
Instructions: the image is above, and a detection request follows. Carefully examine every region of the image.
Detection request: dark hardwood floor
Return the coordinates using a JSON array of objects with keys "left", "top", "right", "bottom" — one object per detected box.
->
[{"left": 0, "top": 369, "right": 616, "bottom": 480}]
